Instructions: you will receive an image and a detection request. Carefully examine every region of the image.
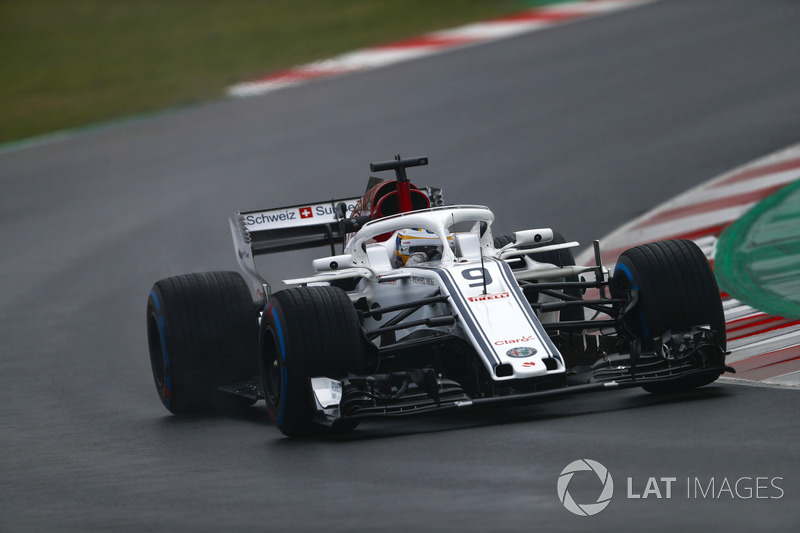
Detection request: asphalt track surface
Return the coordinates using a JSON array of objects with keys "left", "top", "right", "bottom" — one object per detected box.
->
[{"left": 2, "top": 0, "right": 800, "bottom": 530}]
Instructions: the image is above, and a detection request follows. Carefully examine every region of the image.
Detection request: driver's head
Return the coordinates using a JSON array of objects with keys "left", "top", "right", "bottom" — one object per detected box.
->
[{"left": 394, "top": 228, "right": 444, "bottom": 267}]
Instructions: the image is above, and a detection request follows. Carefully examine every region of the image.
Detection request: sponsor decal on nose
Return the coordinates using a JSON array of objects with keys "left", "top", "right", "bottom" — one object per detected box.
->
[
  {"left": 506, "top": 346, "right": 537, "bottom": 358},
  {"left": 494, "top": 335, "right": 535, "bottom": 346},
  {"left": 468, "top": 292, "right": 510, "bottom": 302}
]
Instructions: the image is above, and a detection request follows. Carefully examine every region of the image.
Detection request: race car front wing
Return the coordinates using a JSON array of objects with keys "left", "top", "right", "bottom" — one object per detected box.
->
[{"left": 305, "top": 325, "right": 731, "bottom": 427}]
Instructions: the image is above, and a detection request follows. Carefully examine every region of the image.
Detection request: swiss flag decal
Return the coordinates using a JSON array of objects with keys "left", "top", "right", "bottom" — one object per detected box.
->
[{"left": 299, "top": 206, "right": 313, "bottom": 219}]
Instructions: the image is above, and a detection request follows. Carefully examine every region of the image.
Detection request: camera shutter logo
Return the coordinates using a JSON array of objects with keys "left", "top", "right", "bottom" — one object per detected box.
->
[{"left": 557, "top": 459, "right": 614, "bottom": 516}]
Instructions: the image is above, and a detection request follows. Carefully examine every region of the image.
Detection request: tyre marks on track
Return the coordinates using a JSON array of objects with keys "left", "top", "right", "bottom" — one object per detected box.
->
[{"left": 577, "top": 143, "right": 800, "bottom": 386}]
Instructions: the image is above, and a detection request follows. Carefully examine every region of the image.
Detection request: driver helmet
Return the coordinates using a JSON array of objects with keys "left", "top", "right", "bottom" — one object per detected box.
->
[{"left": 394, "top": 228, "right": 450, "bottom": 267}]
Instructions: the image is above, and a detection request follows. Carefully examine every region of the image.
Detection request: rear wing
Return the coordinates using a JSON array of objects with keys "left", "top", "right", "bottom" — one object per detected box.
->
[
  {"left": 229, "top": 198, "right": 361, "bottom": 301},
  {"left": 232, "top": 198, "right": 362, "bottom": 255},
  {"left": 230, "top": 154, "right": 442, "bottom": 303}
]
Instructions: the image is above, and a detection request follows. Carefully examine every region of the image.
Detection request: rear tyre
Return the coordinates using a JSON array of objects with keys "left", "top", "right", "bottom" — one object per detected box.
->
[
  {"left": 260, "top": 286, "right": 366, "bottom": 437},
  {"left": 610, "top": 240, "right": 726, "bottom": 393},
  {"left": 147, "top": 271, "right": 260, "bottom": 414}
]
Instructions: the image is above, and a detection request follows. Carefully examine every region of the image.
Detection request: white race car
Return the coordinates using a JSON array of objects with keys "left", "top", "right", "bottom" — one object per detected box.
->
[{"left": 146, "top": 156, "right": 730, "bottom": 437}]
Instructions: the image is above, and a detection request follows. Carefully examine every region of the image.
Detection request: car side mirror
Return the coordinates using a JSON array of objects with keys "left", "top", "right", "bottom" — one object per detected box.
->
[
  {"left": 313, "top": 254, "right": 355, "bottom": 272},
  {"left": 513, "top": 228, "right": 554, "bottom": 247}
]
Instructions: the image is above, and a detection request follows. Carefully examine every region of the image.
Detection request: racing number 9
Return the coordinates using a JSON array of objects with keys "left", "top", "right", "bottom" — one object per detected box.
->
[{"left": 462, "top": 267, "right": 492, "bottom": 288}]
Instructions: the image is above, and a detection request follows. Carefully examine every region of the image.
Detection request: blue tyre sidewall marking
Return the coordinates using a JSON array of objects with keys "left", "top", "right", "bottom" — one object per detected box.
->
[
  {"left": 150, "top": 289, "right": 172, "bottom": 408},
  {"left": 267, "top": 304, "right": 288, "bottom": 425},
  {"left": 614, "top": 262, "right": 650, "bottom": 338}
]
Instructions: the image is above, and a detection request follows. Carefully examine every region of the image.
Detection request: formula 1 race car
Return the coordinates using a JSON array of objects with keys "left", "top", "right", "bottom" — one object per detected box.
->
[{"left": 146, "top": 155, "right": 731, "bottom": 437}]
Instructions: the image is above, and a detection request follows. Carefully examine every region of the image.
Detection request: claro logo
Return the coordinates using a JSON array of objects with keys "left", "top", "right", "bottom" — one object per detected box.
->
[{"left": 494, "top": 335, "right": 534, "bottom": 346}]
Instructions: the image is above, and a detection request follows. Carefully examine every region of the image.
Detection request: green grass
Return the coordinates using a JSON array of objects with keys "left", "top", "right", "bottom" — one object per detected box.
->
[{"left": 0, "top": 0, "right": 567, "bottom": 144}]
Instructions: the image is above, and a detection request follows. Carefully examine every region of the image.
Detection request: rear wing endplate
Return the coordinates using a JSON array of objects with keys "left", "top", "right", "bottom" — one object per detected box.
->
[{"left": 229, "top": 198, "right": 360, "bottom": 301}]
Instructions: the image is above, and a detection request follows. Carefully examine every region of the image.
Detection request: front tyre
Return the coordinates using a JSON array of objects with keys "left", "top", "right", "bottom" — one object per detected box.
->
[
  {"left": 610, "top": 240, "right": 726, "bottom": 393},
  {"left": 146, "top": 271, "right": 259, "bottom": 414},
  {"left": 260, "top": 286, "right": 366, "bottom": 437}
]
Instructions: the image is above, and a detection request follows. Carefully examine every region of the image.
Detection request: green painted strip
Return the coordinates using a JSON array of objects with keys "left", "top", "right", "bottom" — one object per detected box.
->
[{"left": 716, "top": 178, "right": 800, "bottom": 319}]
